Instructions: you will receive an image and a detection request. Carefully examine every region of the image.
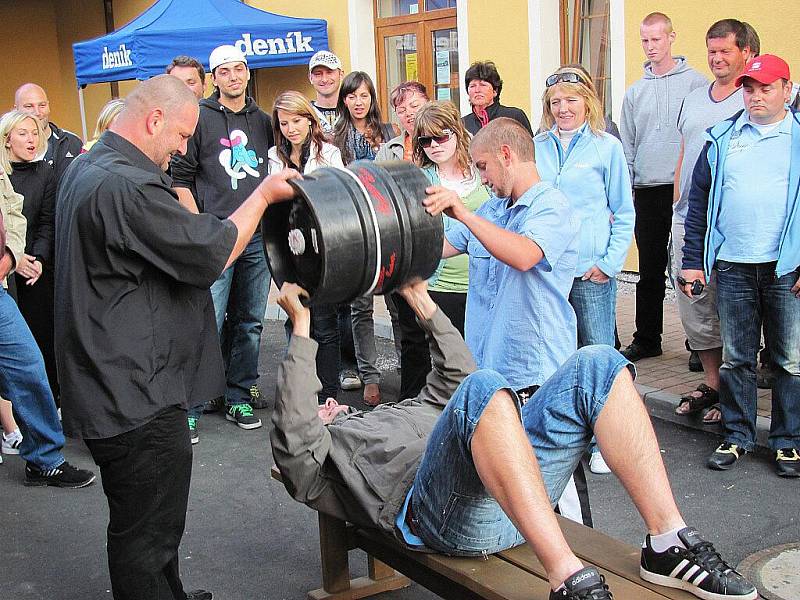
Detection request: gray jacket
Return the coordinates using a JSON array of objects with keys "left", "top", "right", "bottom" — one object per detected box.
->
[
  {"left": 375, "top": 133, "right": 405, "bottom": 162},
  {"left": 620, "top": 56, "right": 707, "bottom": 187},
  {"left": 271, "top": 309, "right": 476, "bottom": 544}
]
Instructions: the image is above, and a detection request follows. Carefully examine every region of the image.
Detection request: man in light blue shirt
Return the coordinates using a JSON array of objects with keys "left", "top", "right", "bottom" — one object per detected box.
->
[
  {"left": 681, "top": 54, "right": 800, "bottom": 477},
  {"left": 423, "top": 117, "right": 580, "bottom": 392}
]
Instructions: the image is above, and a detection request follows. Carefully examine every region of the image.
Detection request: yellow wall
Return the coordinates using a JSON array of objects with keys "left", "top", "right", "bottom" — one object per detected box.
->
[
  {"left": 466, "top": 0, "right": 531, "bottom": 117},
  {"left": 624, "top": 2, "right": 800, "bottom": 86}
]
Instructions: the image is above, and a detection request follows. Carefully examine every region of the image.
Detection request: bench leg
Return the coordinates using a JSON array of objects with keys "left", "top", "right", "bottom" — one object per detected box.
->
[{"left": 307, "top": 513, "right": 410, "bottom": 600}]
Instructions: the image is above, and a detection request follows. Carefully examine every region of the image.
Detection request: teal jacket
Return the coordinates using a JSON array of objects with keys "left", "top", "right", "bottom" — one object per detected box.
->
[
  {"left": 682, "top": 108, "right": 800, "bottom": 278},
  {"left": 534, "top": 124, "right": 634, "bottom": 277}
]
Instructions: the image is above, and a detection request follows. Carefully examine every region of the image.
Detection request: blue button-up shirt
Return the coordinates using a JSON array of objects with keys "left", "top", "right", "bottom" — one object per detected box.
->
[
  {"left": 446, "top": 181, "right": 579, "bottom": 389},
  {"left": 717, "top": 110, "right": 792, "bottom": 263}
]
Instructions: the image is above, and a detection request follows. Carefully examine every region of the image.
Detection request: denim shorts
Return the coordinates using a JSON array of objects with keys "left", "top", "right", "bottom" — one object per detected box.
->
[{"left": 410, "top": 345, "right": 632, "bottom": 556}]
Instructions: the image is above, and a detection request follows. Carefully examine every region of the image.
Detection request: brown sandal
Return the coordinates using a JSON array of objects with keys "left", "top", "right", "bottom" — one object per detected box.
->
[
  {"left": 675, "top": 384, "right": 719, "bottom": 415},
  {"left": 703, "top": 403, "right": 722, "bottom": 424}
]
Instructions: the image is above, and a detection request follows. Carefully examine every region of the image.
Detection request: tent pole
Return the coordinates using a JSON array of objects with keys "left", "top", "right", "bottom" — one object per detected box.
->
[{"left": 78, "top": 86, "right": 88, "bottom": 141}]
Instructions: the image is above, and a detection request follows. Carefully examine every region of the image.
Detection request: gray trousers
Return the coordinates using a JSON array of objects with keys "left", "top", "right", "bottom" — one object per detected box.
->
[{"left": 350, "top": 294, "right": 402, "bottom": 384}]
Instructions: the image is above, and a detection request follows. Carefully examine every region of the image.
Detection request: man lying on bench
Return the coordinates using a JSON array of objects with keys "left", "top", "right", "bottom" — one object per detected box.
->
[{"left": 271, "top": 280, "right": 756, "bottom": 600}]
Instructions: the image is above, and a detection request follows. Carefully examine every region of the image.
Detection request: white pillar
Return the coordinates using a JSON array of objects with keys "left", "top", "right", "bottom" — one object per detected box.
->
[
  {"left": 347, "top": 0, "right": 378, "bottom": 80},
  {"left": 527, "top": 0, "right": 562, "bottom": 132},
  {"left": 609, "top": 0, "right": 626, "bottom": 124},
  {"left": 456, "top": 0, "right": 470, "bottom": 115}
]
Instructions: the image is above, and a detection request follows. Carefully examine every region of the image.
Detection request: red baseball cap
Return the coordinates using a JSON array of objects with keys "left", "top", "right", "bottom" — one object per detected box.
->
[{"left": 735, "top": 54, "right": 791, "bottom": 87}]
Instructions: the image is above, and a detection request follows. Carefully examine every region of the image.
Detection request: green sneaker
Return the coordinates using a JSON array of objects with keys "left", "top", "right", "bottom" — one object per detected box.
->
[
  {"left": 188, "top": 417, "right": 199, "bottom": 445},
  {"left": 225, "top": 403, "right": 262, "bottom": 430}
]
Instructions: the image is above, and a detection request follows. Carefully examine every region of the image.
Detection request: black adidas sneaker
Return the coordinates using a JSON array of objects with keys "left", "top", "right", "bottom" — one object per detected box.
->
[
  {"left": 640, "top": 527, "right": 757, "bottom": 600},
  {"left": 550, "top": 566, "right": 613, "bottom": 599}
]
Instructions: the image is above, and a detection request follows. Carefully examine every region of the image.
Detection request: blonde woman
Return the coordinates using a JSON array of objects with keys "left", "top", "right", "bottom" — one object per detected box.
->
[
  {"left": 1, "top": 110, "right": 60, "bottom": 402},
  {"left": 534, "top": 67, "right": 634, "bottom": 475},
  {"left": 267, "top": 91, "right": 343, "bottom": 174},
  {"left": 267, "top": 91, "right": 347, "bottom": 404},
  {"left": 412, "top": 101, "right": 489, "bottom": 334},
  {"left": 82, "top": 98, "right": 125, "bottom": 153}
]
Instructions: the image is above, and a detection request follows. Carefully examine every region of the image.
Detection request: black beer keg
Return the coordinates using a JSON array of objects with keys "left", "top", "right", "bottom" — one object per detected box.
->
[{"left": 262, "top": 160, "right": 444, "bottom": 305}]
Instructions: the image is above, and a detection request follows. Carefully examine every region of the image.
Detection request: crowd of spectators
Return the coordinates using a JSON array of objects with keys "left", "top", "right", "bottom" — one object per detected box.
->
[{"left": 1, "top": 10, "right": 797, "bottom": 600}]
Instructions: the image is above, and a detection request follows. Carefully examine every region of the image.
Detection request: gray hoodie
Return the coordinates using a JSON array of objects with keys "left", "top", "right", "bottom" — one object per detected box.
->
[{"left": 620, "top": 56, "right": 707, "bottom": 187}]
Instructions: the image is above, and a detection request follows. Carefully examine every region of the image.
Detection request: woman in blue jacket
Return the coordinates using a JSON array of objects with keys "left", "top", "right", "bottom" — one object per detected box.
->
[
  {"left": 534, "top": 67, "right": 634, "bottom": 474},
  {"left": 534, "top": 67, "right": 634, "bottom": 348}
]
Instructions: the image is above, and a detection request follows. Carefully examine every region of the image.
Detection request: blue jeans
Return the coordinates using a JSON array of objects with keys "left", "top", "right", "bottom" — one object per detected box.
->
[
  {"left": 0, "top": 287, "right": 65, "bottom": 470},
  {"left": 715, "top": 261, "right": 800, "bottom": 451},
  {"left": 410, "top": 345, "right": 631, "bottom": 556},
  {"left": 569, "top": 277, "right": 617, "bottom": 347},
  {"left": 208, "top": 234, "right": 270, "bottom": 408}
]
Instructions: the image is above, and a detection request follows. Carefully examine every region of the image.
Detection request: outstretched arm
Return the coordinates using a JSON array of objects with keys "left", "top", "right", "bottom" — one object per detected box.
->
[{"left": 400, "top": 280, "right": 476, "bottom": 407}]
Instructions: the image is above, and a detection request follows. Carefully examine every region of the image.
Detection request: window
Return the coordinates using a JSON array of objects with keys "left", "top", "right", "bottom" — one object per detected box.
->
[
  {"left": 374, "top": 2, "right": 458, "bottom": 120},
  {"left": 560, "top": 0, "right": 612, "bottom": 115}
]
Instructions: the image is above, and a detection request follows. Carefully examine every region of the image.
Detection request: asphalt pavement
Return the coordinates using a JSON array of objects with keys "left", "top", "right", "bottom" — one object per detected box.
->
[{"left": 2, "top": 320, "right": 797, "bottom": 599}]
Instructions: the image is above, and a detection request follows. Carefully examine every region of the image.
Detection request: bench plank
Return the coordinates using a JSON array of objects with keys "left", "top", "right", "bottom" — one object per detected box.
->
[{"left": 356, "top": 528, "right": 551, "bottom": 600}]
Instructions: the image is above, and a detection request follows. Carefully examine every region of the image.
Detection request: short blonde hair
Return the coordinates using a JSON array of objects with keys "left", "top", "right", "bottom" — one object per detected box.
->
[
  {"left": 0, "top": 110, "right": 46, "bottom": 174},
  {"left": 642, "top": 12, "right": 673, "bottom": 33},
  {"left": 540, "top": 67, "right": 606, "bottom": 134},
  {"left": 93, "top": 99, "right": 125, "bottom": 139}
]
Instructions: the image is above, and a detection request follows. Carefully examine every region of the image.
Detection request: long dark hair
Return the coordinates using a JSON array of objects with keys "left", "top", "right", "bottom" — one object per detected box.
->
[
  {"left": 272, "top": 91, "right": 326, "bottom": 171},
  {"left": 333, "top": 71, "right": 385, "bottom": 164}
]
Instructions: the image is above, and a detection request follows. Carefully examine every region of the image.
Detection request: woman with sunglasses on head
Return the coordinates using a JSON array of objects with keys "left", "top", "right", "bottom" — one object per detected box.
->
[
  {"left": 332, "top": 72, "right": 400, "bottom": 407},
  {"left": 413, "top": 101, "right": 489, "bottom": 334},
  {"left": 267, "top": 91, "right": 345, "bottom": 404},
  {"left": 534, "top": 67, "right": 634, "bottom": 473},
  {"left": 0, "top": 110, "right": 59, "bottom": 405}
]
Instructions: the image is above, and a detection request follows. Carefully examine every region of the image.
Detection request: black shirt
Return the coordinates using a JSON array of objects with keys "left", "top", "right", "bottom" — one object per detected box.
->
[
  {"left": 462, "top": 102, "right": 534, "bottom": 137},
  {"left": 9, "top": 160, "right": 56, "bottom": 262},
  {"left": 54, "top": 131, "right": 237, "bottom": 439}
]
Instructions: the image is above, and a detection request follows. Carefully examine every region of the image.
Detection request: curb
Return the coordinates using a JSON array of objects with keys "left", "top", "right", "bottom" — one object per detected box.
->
[{"left": 266, "top": 303, "right": 772, "bottom": 453}]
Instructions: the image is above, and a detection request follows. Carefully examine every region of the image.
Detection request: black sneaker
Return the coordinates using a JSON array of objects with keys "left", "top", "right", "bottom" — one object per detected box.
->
[
  {"left": 775, "top": 448, "right": 800, "bottom": 478},
  {"left": 707, "top": 442, "right": 746, "bottom": 471},
  {"left": 640, "top": 527, "right": 757, "bottom": 599},
  {"left": 249, "top": 385, "right": 269, "bottom": 410},
  {"left": 25, "top": 461, "right": 96, "bottom": 488},
  {"left": 550, "top": 567, "right": 612, "bottom": 599},
  {"left": 620, "top": 342, "right": 662, "bottom": 362},
  {"left": 225, "top": 403, "right": 262, "bottom": 430},
  {"left": 185, "top": 590, "right": 212, "bottom": 600}
]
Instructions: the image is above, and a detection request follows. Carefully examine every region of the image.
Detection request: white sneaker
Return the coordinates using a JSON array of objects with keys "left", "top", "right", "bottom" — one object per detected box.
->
[
  {"left": 589, "top": 451, "right": 611, "bottom": 474},
  {"left": 339, "top": 370, "right": 362, "bottom": 391},
  {"left": 2, "top": 429, "right": 22, "bottom": 455}
]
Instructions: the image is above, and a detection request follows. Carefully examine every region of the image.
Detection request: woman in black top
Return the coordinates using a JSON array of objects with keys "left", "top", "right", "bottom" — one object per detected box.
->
[{"left": 1, "top": 110, "right": 59, "bottom": 402}]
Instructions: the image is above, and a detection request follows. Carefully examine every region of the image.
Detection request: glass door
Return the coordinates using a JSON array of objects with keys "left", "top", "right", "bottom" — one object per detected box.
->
[{"left": 429, "top": 25, "right": 459, "bottom": 107}]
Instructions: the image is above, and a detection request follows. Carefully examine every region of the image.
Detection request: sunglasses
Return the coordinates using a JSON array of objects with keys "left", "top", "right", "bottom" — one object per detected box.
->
[
  {"left": 419, "top": 129, "right": 454, "bottom": 148},
  {"left": 545, "top": 72, "right": 584, "bottom": 87}
]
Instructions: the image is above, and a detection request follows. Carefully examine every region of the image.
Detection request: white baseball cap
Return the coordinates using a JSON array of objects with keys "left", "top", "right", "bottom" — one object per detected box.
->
[
  {"left": 209, "top": 45, "right": 248, "bottom": 72},
  {"left": 309, "top": 50, "right": 342, "bottom": 72}
]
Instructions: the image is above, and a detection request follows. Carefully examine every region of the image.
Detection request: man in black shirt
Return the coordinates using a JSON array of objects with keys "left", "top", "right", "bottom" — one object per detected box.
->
[
  {"left": 308, "top": 50, "right": 343, "bottom": 135},
  {"left": 14, "top": 83, "right": 83, "bottom": 181},
  {"left": 54, "top": 74, "right": 297, "bottom": 600}
]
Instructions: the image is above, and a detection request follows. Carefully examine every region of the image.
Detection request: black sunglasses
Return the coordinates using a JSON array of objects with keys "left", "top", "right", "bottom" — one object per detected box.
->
[
  {"left": 545, "top": 72, "right": 584, "bottom": 87},
  {"left": 419, "top": 129, "right": 454, "bottom": 148}
]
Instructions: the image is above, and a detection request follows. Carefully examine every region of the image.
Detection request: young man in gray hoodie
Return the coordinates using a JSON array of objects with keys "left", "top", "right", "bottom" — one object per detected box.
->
[{"left": 620, "top": 12, "right": 707, "bottom": 362}]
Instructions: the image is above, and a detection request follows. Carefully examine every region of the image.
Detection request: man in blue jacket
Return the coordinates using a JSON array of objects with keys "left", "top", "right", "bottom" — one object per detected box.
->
[{"left": 681, "top": 54, "right": 800, "bottom": 477}]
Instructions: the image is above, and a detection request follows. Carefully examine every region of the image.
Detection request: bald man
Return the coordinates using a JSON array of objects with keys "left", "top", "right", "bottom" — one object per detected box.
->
[
  {"left": 14, "top": 83, "right": 82, "bottom": 180},
  {"left": 54, "top": 74, "right": 298, "bottom": 600}
]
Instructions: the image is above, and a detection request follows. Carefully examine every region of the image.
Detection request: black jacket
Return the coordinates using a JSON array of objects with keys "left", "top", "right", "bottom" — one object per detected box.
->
[
  {"left": 171, "top": 91, "right": 274, "bottom": 219},
  {"left": 462, "top": 101, "right": 533, "bottom": 137},
  {"left": 10, "top": 160, "right": 56, "bottom": 263},
  {"left": 44, "top": 122, "right": 82, "bottom": 182}
]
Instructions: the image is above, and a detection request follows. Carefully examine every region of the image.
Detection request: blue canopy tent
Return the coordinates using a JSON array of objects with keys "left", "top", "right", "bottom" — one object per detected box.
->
[{"left": 72, "top": 0, "right": 328, "bottom": 137}]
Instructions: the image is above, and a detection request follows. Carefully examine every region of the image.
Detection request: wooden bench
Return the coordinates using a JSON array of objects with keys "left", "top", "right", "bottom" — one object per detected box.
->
[{"left": 271, "top": 466, "right": 695, "bottom": 599}]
